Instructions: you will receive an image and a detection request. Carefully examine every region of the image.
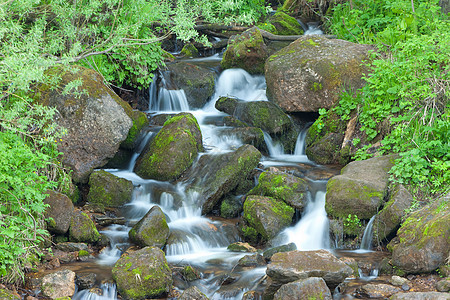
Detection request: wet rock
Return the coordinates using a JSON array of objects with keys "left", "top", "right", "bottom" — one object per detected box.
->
[
  {"left": 326, "top": 155, "right": 396, "bottom": 220},
  {"left": 273, "top": 277, "right": 332, "bottom": 300},
  {"left": 75, "top": 273, "right": 97, "bottom": 290},
  {"left": 94, "top": 215, "right": 126, "bottom": 226},
  {"left": 112, "top": 247, "right": 172, "bottom": 299},
  {"left": 180, "top": 43, "right": 199, "bottom": 58},
  {"left": 134, "top": 113, "right": 203, "bottom": 181},
  {"left": 163, "top": 62, "right": 215, "bottom": 108},
  {"left": 390, "top": 275, "right": 410, "bottom": 286},
  {"left": 243, "top": 195, "right": 294, "bottom": 241},
  {"left": 436, "top": 278, "right": 450, "bottom": 292},
  {"left": 215, "top": 97, "right": 297, "bottom": 152},
  {"left": 265, "top": 35, "right": 373, "bottom": 113},
  {"left": 220, "top": 195, "right": 244, "bottom": 218},
  {"left": 248, "top": 170, "right": 308, "bottom": 211},
  {"left": 69, "top": 211, "right": 100, "bottom": 243},
  {"left": 221, "top": 27, "right": 268, "bottom": 74},
  {"left": 266, "top": 249, "right": 353, "bottom": 288},
  {"left": 389, "top": 193, "right": 449, "bottom": 274},
  {"left": 180, "top": 265, "right": 201, "bottom": 282},
  {"left": 356, "top": 283, "right": 401, "bottom": 298},
  {"left": 339, "top": 257, "right": 359, "bottom": 277},
  {"left": 237, "top": 254, "right": 266, "bottom": 267},
  {"left": 179, "top": 286, "right": 209, "bottom": 300},
  {"left": 119, "top": 107, "right": 149, "bottom": 150},
  {"left": 44, "top": 190, "right": 75, "bottom": 234},
  {"left": 373, "top": 184, "right": 414, "bottom": 244},
  {"left": 227, "top": 242, "right": 257, "bottom": 253},
  {"left": 185, "top": 144, "right": 261, "bottom": 215},
  {"left": 128, "top": 206, "right": 169, "bottom": 248},
  {"left": 41, "top": 269, "right": 76, "bottom": 299},
  {"left": 390, "top": 292, "right": 450, "bottom": 299},
  {"left": 217, "top": 127, "right": 266, "bottom": 153},
  {"left": 263, "top": 243, "right": 297, "bottom": 261},
  {"left": 87, "top": 170, "right": 134, "bottom": 208},
  {"left": 38, "top": 66, "right": 133, "bottom": 183},
  {"left": 54, "top": 242, "right": 88, "bottom": 252},
  {"left": 267, "top": 11, "right": 304, "bottom": 35},
  {"left": 242, "top": 290, "right": 261, "bottom": 300}
]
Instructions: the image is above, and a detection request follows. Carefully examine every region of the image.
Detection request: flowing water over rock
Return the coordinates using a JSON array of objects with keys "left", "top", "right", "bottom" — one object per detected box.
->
[{"left": 72, "top": 60, "right": 385, "bottom": 300}]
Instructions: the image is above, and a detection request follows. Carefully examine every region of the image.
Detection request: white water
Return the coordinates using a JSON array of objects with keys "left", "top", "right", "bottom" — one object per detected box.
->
[
  {"left": 360, "top": 215, "right": 376, "bottom": 251},
  {"left": 75, "top": 67, "right": 332, "bottom": 299}
]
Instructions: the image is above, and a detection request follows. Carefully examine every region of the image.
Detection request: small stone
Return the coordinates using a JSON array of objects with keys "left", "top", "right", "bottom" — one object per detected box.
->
[
  {"left": 436, "top": 278, "right": 450, "bottom": 292},
  {"left": 76, "top": 273, "right": 97, "bottom": 290},
  {"left": 401, "top": 283, "right": 410, "bottom": 291},
  {"left": 389, "top": 275, "right": 409, "bottom": 286},
  {"left": 227, "top": 242, "right": 257, "bottom": 253}
]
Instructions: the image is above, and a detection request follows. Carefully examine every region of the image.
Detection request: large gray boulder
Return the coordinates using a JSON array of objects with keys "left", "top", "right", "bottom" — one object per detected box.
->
[
  {"left": 265, "top": 250, "right": 352, "bottom": 297},
  {"left": 185, "top": 144, "right": 261, "bottom": 215},
  {"left": 215, "top": 97, "right": 297, "bottom": 152},
  {"left": 134, "top": 113, "right": 203, "bottom": 181},
  {"left": 112, "top": 247, "right": 172, "bottom": 299},
  {"left": 243, "top": 195, "right": 295, "bottom": 241},
  {"left": 373, "top": 184, "right": 414, "bottom": 245},
  {"left": 163, "top": 62, "right": 215, "bottom": 108},
  {"left": 265, "top": 36, "right": 373, "bottom": 113},
  {"left": 389, "top": 193, "right": 449, "bottom": 274},
  {"left": 87, "top": 170, "right": 134, "bottom": 208},
  {"left": 128, "top": 206, "right": 170, "bottom": 248},
  {"left": 41, "top": 269, "right": 76, "bottom": 299},
  {"left": 273, "top": 277, "right": 332, "bottom": 300},
  {"left": 44, "top": 190, "right": 75, "bottom": 234},
  {"left": 326, "top": 155, "right": 396, "bottom": 220},
  {"left": 221, "top": 27, "right": 269, "bottom": 74},
  {"left": 248, "top": 170, "right": 308, "bottom": 211},
  {"left": 38, "top": 66, "right": 133, "bottom": 183}
]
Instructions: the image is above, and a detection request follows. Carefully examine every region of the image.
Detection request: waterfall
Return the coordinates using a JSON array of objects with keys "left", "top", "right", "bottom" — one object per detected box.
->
[
  {"left": 263, "top": 132, "right": 284, "bottom": 157},
  {"left": 148, "top": 72, "right": 190, "bottom": 112},
  {"left": 360, "top": 215, "right": 376, "bottom": 251}
]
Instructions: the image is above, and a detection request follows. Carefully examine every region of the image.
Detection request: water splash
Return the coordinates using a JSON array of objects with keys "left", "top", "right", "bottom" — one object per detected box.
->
[{"left": 360, "top": 215, "right": 376, "bottom": 251}]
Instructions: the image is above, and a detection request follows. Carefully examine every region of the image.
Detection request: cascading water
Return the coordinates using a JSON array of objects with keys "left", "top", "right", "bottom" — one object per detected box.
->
[
  {"left": 74, "top": 66, "right": 336, "bottom": 300},
  {"left": 360, "top": 215, "right": 376, "bottom": 251}
]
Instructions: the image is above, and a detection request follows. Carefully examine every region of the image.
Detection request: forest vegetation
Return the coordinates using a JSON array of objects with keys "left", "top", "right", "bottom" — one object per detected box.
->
[{"left": 0, "top": 0, "right": 448, "bottom": 284}]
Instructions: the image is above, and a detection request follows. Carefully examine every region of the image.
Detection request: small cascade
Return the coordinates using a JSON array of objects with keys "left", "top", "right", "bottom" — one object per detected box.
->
[
  {"left": 304, "top": 22, "right": 323, "bottom": 35},
  {"left": 275, "top": 184, "right": 330, "bottom": 250},
  {"left": 73, "top": 283, "right": 117, "bottom": 300},
  {"left": 263, "top": 132, "right": 284, "bottom": 157},
  {"left": 358, "top": 268, "right": 379, "bottom": 281},
  {"left": 360, "top": 215, "right": 376, "bottom": 251},
  {"left": 127, "top": 131, "right": 154, "bottom": 171},
  {"left": 293, "top": 126, "right": 308, "bottom": 155},
  {"left": 148, "top": 72, "right": 190, "bottom": 112}
]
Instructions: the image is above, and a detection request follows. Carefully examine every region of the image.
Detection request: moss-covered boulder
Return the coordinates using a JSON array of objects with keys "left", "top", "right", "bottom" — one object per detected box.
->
[
  {"left": 389, "top": 193, "right": 449, "bottom": 274},
  {"left": 220, "top": 195, "right": 243, "bottom": 218},
  {"left": 120, "top": 109, "right": 149, "bottom": 150},
  {"left": 164, "top": 62, "right": 215, "bottom": 108},
  {"left": 180, "top": 43, "right": 199, "bottom": 58},
  {"left": 112, "top": 247, "right": 172, "bottom": 299},
  {"left": 185, "top": 144, "right": 261, "bottom": 215},
  {"left": 69, "top": 211, "right": 100, "bottom": 243},
  {"left": 0, "top": 289, "right": 20, "bottom": 300},
  {"left": 134, "top": 113, "right": 203, "bottom": 181},
  {"left": 215, "top": 97, "right": 297, "bottom": 152},
  {"left": 44, "top": 190, "right": 75, "bottom": 234},
  {"left": 87, "top": 170, "right": 134, "bottom": 208},
  {"left": 267, "top": 11, "right": 304, "bottom": 35},
  {"left": 37, "top": 66, "right": 133, "bottom": 183},
  {"left": 248, "top": 171, "right": 308, "bottom": 211},
  {"left": 128, "top": 206, "right": 169, "bottom": 248},
  {"left": 221, "top": 27, "right": 269, "bottom": 75},
  {"left": 373, "top": 184, "right": 414, "bottom": 245},
  {"left": 265, "top": 36, "right": 373, "bottom": 113},
  {"left": 326, "top": 155, "right": 396, "bottom": 220},
  {"left": 243, "top": 195, "right": 294, "bottom": 241},
  {"left": 273, "top": 277, "right": 332, "bottom": 300}
]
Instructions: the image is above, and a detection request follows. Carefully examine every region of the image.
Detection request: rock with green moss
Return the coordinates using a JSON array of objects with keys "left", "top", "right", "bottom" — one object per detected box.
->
[
  {"left": 273, "top": 277, "right": 332, "bottom": 300},
  {"left": 326, "top": 155, "right": 397, "bottom": 220},
  {"left": 0, "top": 289, "right": 20, "bottom": 300},
  {"left": 179, "top": 286, "right": 209, "bottom": 300},
  {"left": 243, "top": 195, "right": 294, "bottom": 241},
  {"left": 87, "top": 170, "right": 133, "bottom": 208},
  {"left": 180, "top": 43, "right": 199, "bottom": 58},
  {"left": 69, "top": 211, "right": 100, "bottom": 243},
  {"left": 120, "top": 110, "right": 149, "bottom": 150},
  {"left": 163, "top": 62, "right": 215, "bottom": 108},
  {"left": 37, "top": 66, "right": 132, "bottom": 183},
  {"left": 185, "top": 144, "right": 261, "bottom": 215},
  {"left": 248, "top": 171, "right": 307, "bottom": 211},
  {"left": 215, "top": 97, "right": 297, "bottom": 152},
  {"left": 373, "top": 184, "right": 414, "bottom": 244},
  {"left": 180, "top": 265, "right": 201, "bottom": 282},
  {"left": 238, "top": 253, "right": 266, "bottom": 267},
  {"left": 128, "top": 206, "right": 169, "bottom": 248},
  {"left": 112, "top": 247, "right": 172, "bottom": 299},
  {"left": 44, "top": 190, "right": 75, "bottom": 234},
  {"left": 265, "top": 36, "right": 373, "bottom": 113},
  {"left": 221, "top": 195, "right": 243, "bottom": 218},
  {"left": 389, "top": 193, "right": 449, "bottom": 274},
  {"left": 134, "top": 113, "right": 203, "bottom": 181},
  {"left": 267, "top": 11, "right": 304, "bottom": 35},
  {"left": 221, "top": 27, "right": 269, "bottom": 74}
]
